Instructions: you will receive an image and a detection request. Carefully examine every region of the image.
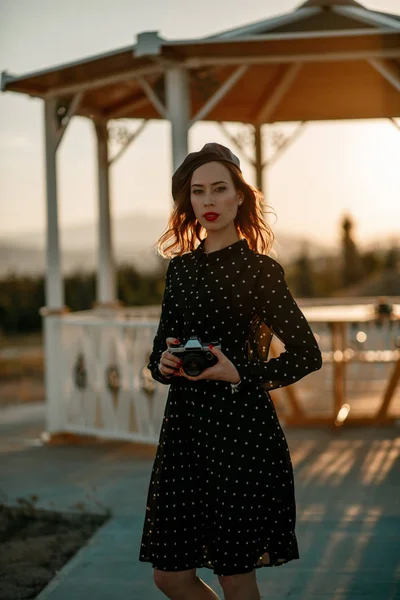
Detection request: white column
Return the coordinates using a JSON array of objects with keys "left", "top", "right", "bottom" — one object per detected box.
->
[
  {"left": 94, "top": 121, "right": 116, "bottom": 307},
  {"left": 44, "top": 98, "right": 63, "bottom": 309},
  {"left": 42, "top": 98, "right": 65, "bottom": 434},
  {"left": 165, "top": 68, "right": 190, "bottom": 172}
]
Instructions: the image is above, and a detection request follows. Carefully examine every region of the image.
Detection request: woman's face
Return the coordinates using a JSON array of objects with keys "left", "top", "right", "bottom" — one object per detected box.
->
[{"left": 190, "top": 161, "right": 242, "bottom": 231}]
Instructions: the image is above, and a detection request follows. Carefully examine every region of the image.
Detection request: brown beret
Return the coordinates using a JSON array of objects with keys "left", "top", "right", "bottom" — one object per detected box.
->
[{"left": 172, "top": 142, "right": 241, "bottom": 201}]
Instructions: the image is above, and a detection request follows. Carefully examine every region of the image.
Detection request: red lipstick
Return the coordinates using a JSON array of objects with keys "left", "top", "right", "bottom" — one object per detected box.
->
[{"left": 203, "top": 212, "right": 220, "bottom": 221}]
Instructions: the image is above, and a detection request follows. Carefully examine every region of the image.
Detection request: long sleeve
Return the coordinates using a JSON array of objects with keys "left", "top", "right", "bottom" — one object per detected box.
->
[
  {"left": 235, "top": 257, "right": 322, "bottom": 391},
  {"left": 146, "top": 258, "right": 179, "bottom": 385}
]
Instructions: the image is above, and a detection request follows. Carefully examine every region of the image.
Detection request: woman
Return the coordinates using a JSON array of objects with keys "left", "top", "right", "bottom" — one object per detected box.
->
[{"left": 139, "top": 142, "right": 322, "bottom": 600}]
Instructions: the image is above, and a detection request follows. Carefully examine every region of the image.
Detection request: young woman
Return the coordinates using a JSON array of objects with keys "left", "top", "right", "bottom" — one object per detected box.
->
[{"left": 139, "top": 142, "right": 322, "bottom": 600}]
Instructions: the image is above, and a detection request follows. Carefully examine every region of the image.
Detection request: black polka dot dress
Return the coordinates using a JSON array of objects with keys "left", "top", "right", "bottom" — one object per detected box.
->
[{"left": 139, "top": 238, "right": 322, "bottom": 576}]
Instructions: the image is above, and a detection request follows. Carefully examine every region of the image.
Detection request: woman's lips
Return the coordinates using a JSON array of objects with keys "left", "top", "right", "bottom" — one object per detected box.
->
[{"left": 203, "top": 213, "right": 220, "bottom": 221}]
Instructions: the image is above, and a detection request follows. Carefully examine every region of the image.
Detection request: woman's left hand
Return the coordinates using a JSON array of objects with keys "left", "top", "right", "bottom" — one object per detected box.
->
[{"left": 177, "top": 345, "right": 240, "bottom": 383}]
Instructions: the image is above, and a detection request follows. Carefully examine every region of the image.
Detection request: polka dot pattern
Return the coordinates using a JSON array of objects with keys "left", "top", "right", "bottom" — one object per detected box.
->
[{"left": 139, "top": 238, "right": 322, "bottom": 576}]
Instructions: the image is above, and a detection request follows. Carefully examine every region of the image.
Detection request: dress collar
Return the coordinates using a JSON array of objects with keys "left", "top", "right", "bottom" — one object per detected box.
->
[{"left": 193, "top": 237, "right": 250, "bottom": 264}]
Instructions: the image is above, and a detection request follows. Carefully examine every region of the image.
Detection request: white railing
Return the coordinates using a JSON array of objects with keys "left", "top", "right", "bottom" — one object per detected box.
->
[
  {"left": 283, "top": 318, "right": 400, "bottom": 420},
  {"left": 56, "top": 317, "right": 167, "bottom": 444},
  {"left": 43, "top": 303, "right": 400, "bottom": 442}
]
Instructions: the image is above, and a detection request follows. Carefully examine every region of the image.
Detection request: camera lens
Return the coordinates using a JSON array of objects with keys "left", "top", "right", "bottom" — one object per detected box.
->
[{"left": 183, "top": 352, "right": 206, "bottom": 377}]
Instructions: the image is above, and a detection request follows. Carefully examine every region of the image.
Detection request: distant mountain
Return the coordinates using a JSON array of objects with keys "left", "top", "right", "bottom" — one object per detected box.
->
[
  {"left": 0, "top": 244, "right": 47, "bottom": 277},
  {"left": 0, "top": 242, "right": 167, "bottom": 277},
  {"left": 4, "top": 212, "right": 170, "bottom": 251},
  {"left": 0, "top": 213, "right": 170, "bottom": 276},
  {"left": 0, "top": 212, "right": 333, "bottom": 277}
]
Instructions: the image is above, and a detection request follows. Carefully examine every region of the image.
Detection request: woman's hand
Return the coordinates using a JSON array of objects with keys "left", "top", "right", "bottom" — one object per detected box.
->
[
  {"left": 158, "top": 337, "right": 183, "bottom": 378},
  {"left": 178, "top": 344, "right": 240, "bottom": 383}
]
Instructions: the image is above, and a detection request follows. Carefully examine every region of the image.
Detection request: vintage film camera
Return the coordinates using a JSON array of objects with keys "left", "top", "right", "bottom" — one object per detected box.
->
[{"left": 169, "top": 336, "right": 221, "bottom": 377}]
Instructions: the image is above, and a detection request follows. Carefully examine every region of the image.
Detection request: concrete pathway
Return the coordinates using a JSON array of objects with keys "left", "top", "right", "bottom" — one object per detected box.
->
[{"left": 1, "top": 403, "right": 399, "bottom": 600}]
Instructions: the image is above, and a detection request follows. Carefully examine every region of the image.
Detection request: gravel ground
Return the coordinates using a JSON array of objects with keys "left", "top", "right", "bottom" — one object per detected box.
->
[{"left": 0, "top": 503, "right": 108, "bottom": 600}]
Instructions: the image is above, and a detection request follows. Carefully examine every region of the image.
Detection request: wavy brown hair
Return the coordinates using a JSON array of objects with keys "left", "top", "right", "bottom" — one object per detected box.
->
[{"left": 154, "top": 162, "right": 276, "bottom": 258}]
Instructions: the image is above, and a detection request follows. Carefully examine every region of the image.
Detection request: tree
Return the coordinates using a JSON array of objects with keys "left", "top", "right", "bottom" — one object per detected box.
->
[
  {"left": 294, "top": 243, "right": 314, "bottom": 297},
  {"left": 341, "top": 214, "right": 364, "bottom": 287},
  {"left": 384, "top": 242, "right": 400, "bottom": 271}
]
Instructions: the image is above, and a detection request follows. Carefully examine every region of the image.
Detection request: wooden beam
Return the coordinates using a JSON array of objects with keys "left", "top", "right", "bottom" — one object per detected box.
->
[
  {"left": 45, "top": 65, "right": 162, "bottom": 98},
  {"left": 55, "top": 91, "right": 84, "bottom": 149},
  {"left": 190, "top": 65, "right": 248, "bottom": 125},
  {"left": 266, "top": 121, "right": 307, "bottom": 168},
  {"left": 283, "top": 416, "right": 398, "bottom": 428},
  {"left": 369, "top": 59, "right": 400, "bottom": 93},
  {"left": 375, "top": 358, "right": 400, "bottom": 419},
  {"left": 137, "top": 76, "right": 167, "bottom": 118},
  {"left": 269, "top": 338, "right": 305, "bottom": 418},
  {"left": 390, "top": 117, "right": 400, "bottom": 132},
  {"left": 216, "top": 122, "right": 254, "bottom": 166},
  {"left": 205, "top": 7, "right": 320, "bottom": 41},
  {"left": 332, "top": 322, "right": 346, "bottom": 415},
  {"left": 255, "top": 63, "right": 303, "bottom": 124},
  {"left": 186, "top": 48, "right": 400, "bottom": 68},
  {"left": 333, "top": 6, "right": 400, "bottom": 31},
  {"left": 108, "top": 119, "right": 149, "bottom": 165}
]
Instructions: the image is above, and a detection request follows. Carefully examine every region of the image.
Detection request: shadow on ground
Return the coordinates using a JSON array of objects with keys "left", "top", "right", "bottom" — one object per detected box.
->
[{"left": 0, "top": 404, "right": 399, "bottom": 599}]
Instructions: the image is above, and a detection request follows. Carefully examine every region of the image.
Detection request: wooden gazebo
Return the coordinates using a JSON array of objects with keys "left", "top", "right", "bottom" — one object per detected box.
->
[
  {"left": 2, "top": 0, "right": 399, "bottom": 435},
  {"left": 2, "top": 0, "right": 399, "bottom": 312}
]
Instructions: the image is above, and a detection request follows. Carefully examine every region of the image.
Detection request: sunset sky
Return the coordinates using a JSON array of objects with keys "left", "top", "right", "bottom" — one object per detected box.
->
[{"left": 0, "top": 0, "right": 399, "bottom": 249}]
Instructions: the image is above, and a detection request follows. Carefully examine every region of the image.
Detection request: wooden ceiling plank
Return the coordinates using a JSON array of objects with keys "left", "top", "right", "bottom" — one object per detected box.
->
[{"left": 107, "top": 95, "right": 150, "bottom": 119}]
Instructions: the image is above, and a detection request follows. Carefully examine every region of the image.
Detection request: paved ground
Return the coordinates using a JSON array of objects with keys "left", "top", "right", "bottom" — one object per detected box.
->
[{"left": 1, "top": 402, "right": 399, "bottom": 600}]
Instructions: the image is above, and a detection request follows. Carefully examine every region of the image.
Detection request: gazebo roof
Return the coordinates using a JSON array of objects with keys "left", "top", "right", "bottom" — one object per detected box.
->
[
  {"left": 2, "top": 0, "right": 400, "bottom": 123},
  {"left": 301, "top": 0, "right": 363, "bottom": 7},
  {"left": 205, "top": 0, "right": 400, "bottom": 40}
]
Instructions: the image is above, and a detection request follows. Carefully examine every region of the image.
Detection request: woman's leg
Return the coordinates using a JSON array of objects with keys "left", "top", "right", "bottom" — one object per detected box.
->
[
  {"left": 154, "top": 568, "right": 222, "bottom": 600},
  {"left": 218, "top": 570, "right": 261, "bottom": 600}
]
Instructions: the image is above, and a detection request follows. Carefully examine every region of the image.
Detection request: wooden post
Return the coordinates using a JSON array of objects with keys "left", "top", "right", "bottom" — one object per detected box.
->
[
  {"left": 43, "top": 98, "right": 66, "bottom": 433},
  {"left": 165, "top": 68, "right": 190, "bottom": 172},
  {"left": 94, "top": 121, "right": 117, "bottom": 307}
]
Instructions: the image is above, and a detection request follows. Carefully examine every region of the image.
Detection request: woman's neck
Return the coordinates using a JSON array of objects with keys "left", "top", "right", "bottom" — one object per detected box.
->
[{"left": 203, "top": 231, "right": 241, "bottom": 254}]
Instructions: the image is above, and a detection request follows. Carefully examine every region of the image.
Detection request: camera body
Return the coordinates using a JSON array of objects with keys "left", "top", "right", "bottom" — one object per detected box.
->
[{"left": 169, "top": 336, "right": 221, "bottom": 377}]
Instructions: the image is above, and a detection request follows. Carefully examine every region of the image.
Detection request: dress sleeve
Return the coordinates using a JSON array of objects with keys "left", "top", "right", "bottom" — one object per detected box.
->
[
  {"left": 234, "top": 257, "right": 322, "bottom": 391},
  {"left": 146, "top": 258, "right": 179, "bottom": 385}
]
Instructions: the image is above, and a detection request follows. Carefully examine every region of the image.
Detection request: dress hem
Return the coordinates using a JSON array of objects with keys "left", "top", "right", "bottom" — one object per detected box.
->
[{"left": 138, "top": 554, "right": 299, "bottom": 576}]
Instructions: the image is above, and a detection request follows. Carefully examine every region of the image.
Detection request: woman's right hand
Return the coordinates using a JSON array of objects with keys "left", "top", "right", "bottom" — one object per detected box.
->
[{"left": 158, "top": 338, "right": 183, "bottom": 378}]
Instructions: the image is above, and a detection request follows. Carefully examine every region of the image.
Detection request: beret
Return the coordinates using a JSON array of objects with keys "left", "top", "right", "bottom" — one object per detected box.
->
[{"left": 172, "top": 142, "right": 241, "bottom": 201}]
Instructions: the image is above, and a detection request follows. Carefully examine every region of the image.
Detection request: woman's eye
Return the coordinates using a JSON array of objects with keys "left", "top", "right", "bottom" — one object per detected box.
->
[{"left": 192, "top": 187, "right": 226, "bottom": 194}]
